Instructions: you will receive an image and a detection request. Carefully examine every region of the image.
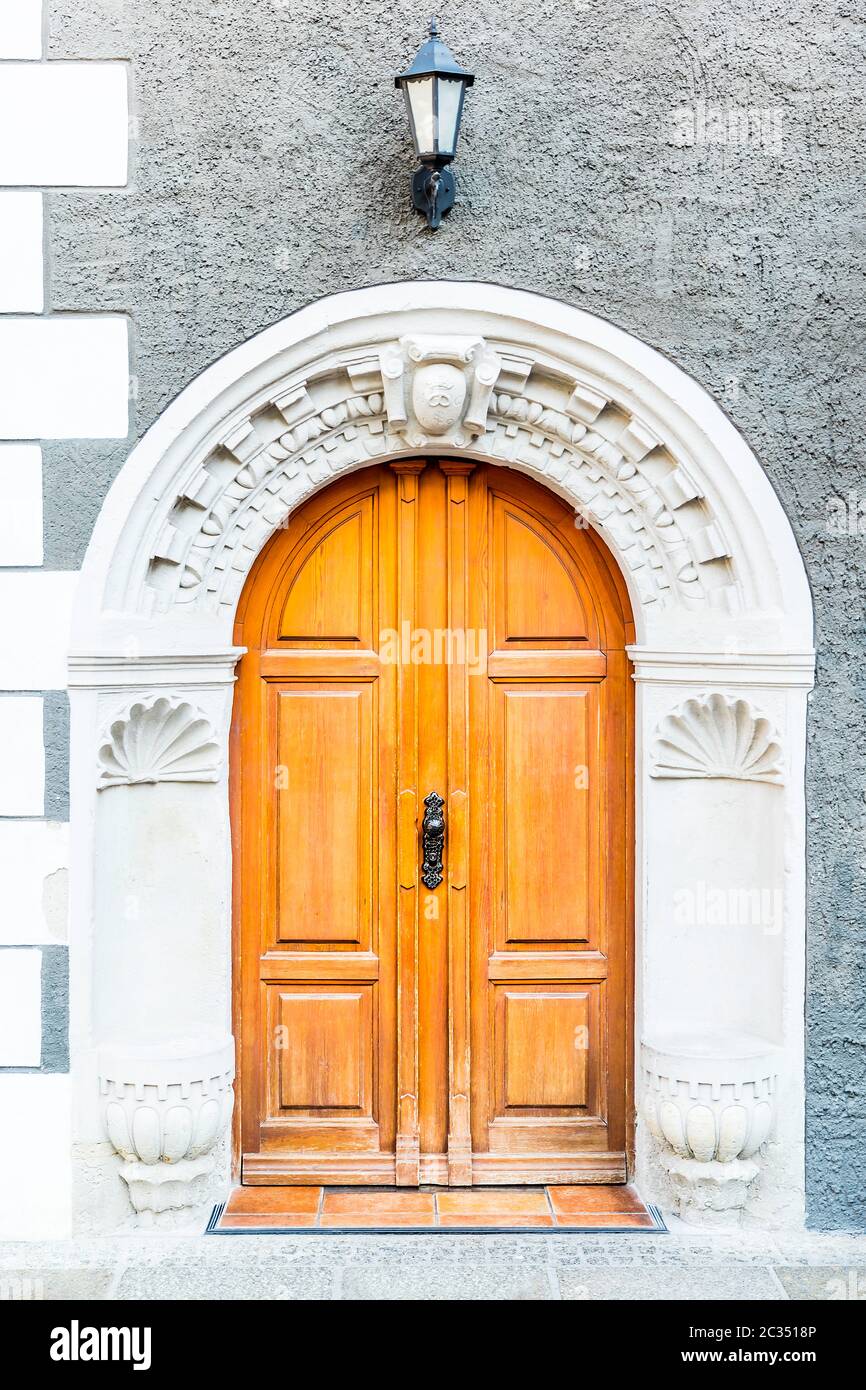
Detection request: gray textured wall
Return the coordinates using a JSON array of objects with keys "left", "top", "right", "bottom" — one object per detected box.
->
[{"left": 47, "top": 1, "right": 866, "bottom": 1228}]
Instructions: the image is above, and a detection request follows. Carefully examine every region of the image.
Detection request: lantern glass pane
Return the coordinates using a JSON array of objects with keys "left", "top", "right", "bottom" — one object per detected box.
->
[
  {"left": 404, "top": 77, "right": 435, "bottom": 159},
  {"left": 435, "top": 77, "right": 464, "bottom": 158}
]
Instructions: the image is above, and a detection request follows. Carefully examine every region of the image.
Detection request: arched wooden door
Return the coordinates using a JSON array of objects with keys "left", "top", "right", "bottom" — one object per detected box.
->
[{"left": 232, "top": 461, "right": 634, "bottom": 1186}]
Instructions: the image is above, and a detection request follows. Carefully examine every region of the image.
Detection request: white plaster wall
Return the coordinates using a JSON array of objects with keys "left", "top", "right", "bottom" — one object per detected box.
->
[
  {"left": 647, "top": 778, "right": 785, "bottom": 1037},
  {"left": 93, "top": 780, "right": 232, "bottom": 1046},
  {"left": 0, "top": 318, "right": 129, "bottom": 439}
]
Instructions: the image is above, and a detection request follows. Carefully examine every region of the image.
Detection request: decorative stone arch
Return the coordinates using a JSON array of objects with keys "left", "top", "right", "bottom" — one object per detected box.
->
[{"left": 68, "top": 282, "right": 814, "bottom": 1230}]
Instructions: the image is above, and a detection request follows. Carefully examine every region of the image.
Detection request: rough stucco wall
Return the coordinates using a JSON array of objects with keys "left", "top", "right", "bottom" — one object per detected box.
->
[{"left": 46, "top": 1, "right": 866, "bottom": 1229}]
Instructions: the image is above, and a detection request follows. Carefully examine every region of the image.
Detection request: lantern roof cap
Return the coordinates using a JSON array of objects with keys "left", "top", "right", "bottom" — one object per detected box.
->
[{"left": 395, "top": 17, "right": 475, "bottom": 88}]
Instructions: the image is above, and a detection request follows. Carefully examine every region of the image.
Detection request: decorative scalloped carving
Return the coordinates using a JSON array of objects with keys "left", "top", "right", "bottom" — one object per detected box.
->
[
  {"left": 143, "top": 334, "right": 738, "bottom": 617},
  {"left": 98, "top": 1038, "right": 234, "bottom": 1218},
  {"left": 650, "top": 694, "right": 784, "bottom": 784},
  {"left": 97, "top": 696, "right": 221, "bottom": 789}
]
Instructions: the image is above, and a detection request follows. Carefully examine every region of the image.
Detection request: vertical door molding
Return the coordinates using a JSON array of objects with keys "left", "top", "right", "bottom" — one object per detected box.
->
[
  {"left": 440, "top": 461, "right": 475, "bottom": 1184},
  {"left": 390, "top": 461, "right": 426, "bottom": 1184}
]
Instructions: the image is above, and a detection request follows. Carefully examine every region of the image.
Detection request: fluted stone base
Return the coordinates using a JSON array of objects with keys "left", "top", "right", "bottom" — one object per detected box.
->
[
  {"left": 664, "top": 1154, "right": 760, "bottom": 1228},
  {"left": 119, "top": 1156, "right": 215, "bottom": 1224}
]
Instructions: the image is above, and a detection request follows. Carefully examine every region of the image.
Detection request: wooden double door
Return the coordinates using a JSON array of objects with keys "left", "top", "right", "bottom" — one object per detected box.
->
[{"left": 233, "top": 461, "right": 633, "bottom": 1186}]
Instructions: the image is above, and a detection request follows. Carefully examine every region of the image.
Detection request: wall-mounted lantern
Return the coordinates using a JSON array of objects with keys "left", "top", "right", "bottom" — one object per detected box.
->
[{"left": 395, "top": 18, "right": 475, "bottom": 229}]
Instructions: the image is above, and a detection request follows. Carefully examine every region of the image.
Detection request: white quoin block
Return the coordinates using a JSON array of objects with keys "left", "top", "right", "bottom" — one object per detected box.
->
[
  {"left": 0, "top": 696, "right": 44, "bottom": 816},
  {"left": 0, "top": 63, "right": 128, "bottom": 186},
  {"left": 0, "top": 193, "right": 43, "bottom": 312},
  {"left": 0, "top": 444, "right": 43, "bottom": 565},
  {"left": 0, "top": 1076, "right": 72, "bottom": 1239},
  {"left": 0, "top": 2, "right": 43, "bottom": 59},
  {"left": 0, "top": 947, "right": 42, "bottom": 1065},
  {"left": 0, "top": 821, "right": 68, "bottom": 945},
  {"left": 0, "top": 572, "right": 78, "bottom": 689},
  {"left": 0, "top": 318, "right": 129, "bottom": 439}
]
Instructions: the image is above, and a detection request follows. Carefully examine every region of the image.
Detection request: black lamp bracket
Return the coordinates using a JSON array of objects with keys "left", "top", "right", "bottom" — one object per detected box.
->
[{"left": 412, "top": 164, "right": 455, "bottom": 230}]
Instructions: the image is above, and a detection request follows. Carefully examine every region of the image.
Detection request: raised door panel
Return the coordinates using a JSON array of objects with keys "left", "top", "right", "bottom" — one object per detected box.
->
[
  {"left": 273, "top": 684, "right": 373, "bottom": 947},
  {"left": 492, "top": 685, "right": 597, "bottom": 948},
  {"left": 494, "top": 984, "right": 602, "bottom": 1117},
  {"left": 503, "top": 990, "right": 588, "bottom": 1108},
  {"left": 269, "top": 986, "right": 373, "bottom": 1114},
  {"left": 258, "top": 980, "right": 380, "bottom": 1159},
  {"left": 488, "top": 980, "right": 609, "bottom": 1161},
  {"left": 276, "top": 500, "right": 373, "bottom": 647},
  {"left": 492, "top": 493, "right": 597, "bottom": 650}
]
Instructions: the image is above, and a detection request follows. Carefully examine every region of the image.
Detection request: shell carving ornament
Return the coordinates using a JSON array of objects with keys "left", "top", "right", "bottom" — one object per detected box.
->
[
  {"left": 650, "top": 693, "right": 784, "bottom": 784},
  {"left": 97, "top": 695, "right": 221, "bottom": 789}
]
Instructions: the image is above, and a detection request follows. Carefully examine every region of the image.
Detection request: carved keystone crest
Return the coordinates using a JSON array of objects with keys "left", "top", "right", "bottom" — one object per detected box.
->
[
  {"left": 412, "top": 363, "right": 467, "bottom": 434},
  {"left": 380, "top": 334, "right": 502, "bottom": 448}
]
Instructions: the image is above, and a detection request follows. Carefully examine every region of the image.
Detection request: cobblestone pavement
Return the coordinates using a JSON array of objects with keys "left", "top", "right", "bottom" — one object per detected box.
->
[{"left": 2, "top": 1223, "right": 866, "bottom": 1300}]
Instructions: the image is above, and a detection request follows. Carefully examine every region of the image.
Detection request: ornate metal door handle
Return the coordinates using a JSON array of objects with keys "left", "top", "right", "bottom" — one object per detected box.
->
[{"left": 421, "top": 792, "right": 446, "bottom": 889}]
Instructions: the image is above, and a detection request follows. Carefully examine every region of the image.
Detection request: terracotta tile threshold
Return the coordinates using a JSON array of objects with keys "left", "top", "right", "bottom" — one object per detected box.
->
[{"left": 208, "top": 1184, "right": 665, "bottom": 1234}]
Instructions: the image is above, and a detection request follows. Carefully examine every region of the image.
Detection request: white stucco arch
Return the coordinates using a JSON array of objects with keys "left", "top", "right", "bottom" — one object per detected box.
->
[
  {"left": 67, "top": 283, "right": 814, "bottom": 1231},
  {"left": 73, "top": 281, "right": 811, "bottom": 655}
]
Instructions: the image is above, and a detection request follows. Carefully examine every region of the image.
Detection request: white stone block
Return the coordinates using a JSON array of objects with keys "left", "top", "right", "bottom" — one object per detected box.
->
[
  {"left": 0, "top": 947, "right": 41, "bottom": 1065},
  {"left": 0, "top": 192, "right": 43, "bottom": 312},
  {"left": 0, "top": 318, "right": 128, "bottom": 439},
  {"left": 0, "top": 572, "right": 77, "bottom": 689},
  {"left": 0, "top": 1076, "right": 72, "bottom": 1238},
  {"left": 0, "top": 696, "right": 43, "bottom": 816},
  {"left": 0, "top": 444, "right": 43, "bottom": 565},
  {"left": 0, "top": 821, "right": 68, "bottom": 944},
  {"left": 0, "top": 63, "right": 127, "bottom": 186},
  {"left": 0, "top": 2, "right": 42, "bottom": 59}
]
